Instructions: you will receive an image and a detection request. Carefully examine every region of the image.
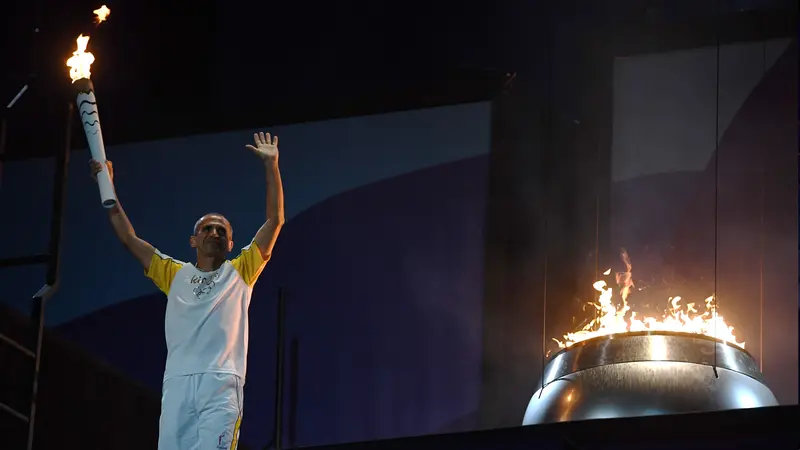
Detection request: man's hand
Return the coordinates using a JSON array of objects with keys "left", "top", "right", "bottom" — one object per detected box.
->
[
  {"left": 245, "top": 132, "right": 279, "bottom": 165},
  {"left": 90, "top": 159, "right": 114, "bottom": 182}
]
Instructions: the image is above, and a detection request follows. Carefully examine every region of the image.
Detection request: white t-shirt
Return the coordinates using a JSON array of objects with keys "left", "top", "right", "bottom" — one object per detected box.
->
[{"left": 144, "top": 241, "right": 267, "bottom": 382}]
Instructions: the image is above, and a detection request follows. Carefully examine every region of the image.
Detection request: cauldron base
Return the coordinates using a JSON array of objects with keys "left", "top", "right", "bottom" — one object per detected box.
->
[{"left": 522, "top": 332, "right": 779, "bottom": 425}]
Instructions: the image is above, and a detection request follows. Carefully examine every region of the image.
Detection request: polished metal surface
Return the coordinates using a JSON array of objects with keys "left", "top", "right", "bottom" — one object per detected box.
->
[
  {"left": 523, "top": 332, "right": 779, "bottom": 425},
  {"left": 542, "top": 331, "right": 763, "bottom": 384}
]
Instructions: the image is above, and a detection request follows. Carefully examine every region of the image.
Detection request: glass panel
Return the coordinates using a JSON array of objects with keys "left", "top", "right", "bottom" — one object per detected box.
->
[{"left": 530, "top": 5, "right": 797, "bottom": 428}]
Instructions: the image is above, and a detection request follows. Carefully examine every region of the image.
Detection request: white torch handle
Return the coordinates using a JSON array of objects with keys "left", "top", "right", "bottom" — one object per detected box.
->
[
  {"left": 95, "top": 167, "right": 116, "bottom": 208},
  {"left": 77, "top": 88, "right": 117, "bottom": 208}
]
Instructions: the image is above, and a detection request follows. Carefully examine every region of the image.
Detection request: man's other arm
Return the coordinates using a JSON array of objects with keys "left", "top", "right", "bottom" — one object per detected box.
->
[
  {"left": 244, "top": 132, "right": 285, "bottom": 261},
  {"left": 253, "top": 159, "right": 285, "bottom": 260},
  {"left": 227, "top": 133, "right": 285, "bottom": 287}
]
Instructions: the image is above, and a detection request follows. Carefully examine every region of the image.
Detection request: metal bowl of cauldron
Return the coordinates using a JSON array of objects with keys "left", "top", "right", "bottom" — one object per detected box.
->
[{"left": 522, "top": 331, "right": 779, "bottom": 425}]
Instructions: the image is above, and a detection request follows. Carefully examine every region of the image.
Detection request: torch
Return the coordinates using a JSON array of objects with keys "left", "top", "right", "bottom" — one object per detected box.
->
[{"left": 66, "top": 5, "right": 116, "bottom": 208}]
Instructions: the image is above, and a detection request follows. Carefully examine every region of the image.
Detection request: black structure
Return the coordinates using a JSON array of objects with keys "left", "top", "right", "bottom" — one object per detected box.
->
[
  {"left": 0, "top": 99, "right": 71, "bottom": 450},
  {"left": 0, "top": 302, "right": 163, "bottom": 450},
  {"left": 296, "top": 405, "right": 798, "bottom": 450}
]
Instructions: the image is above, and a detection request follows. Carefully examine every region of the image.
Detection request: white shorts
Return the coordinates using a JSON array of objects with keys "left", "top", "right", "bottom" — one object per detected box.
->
[{"left": 158, "top": 372, "right": 244, "bottom": 450}]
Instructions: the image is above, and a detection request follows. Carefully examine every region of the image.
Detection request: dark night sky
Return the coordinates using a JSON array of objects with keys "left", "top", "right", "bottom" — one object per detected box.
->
[
  {"left": 1, "top": 0, "right": 512, "bottom": 159},
  {"left": 0, "top": 0, "right": 794, "bottom": 159}
]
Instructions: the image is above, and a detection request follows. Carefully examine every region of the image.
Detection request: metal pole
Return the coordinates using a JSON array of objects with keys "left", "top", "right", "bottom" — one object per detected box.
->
[
  {"left": 44, "top": 103, "right": 71, "bottom": 288},
  {"left": 287, "top": 338, "right": 299, "bottom": 449},
  {"left": 0, "top": 255, "right": 50, "bottom": 269},
  {"left": 2, "top": 82, "right": 32, "bottom": 188},
  {"left": 273, "top": 287, "right": 287, "bottom": 450},
  {"left": 26, "top": 101, "right": 72, "bottom": 450},
  {"left": 0, "top": 116, "right": 6, "bottom": 187}
]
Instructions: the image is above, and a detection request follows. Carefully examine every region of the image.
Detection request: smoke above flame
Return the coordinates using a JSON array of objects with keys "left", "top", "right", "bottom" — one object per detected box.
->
[
  {"left": 66, "top": 5, "right": 111, "bottom": 83},
  {"left": 553, "top": 249, "right": 744, "bottom": 350}
]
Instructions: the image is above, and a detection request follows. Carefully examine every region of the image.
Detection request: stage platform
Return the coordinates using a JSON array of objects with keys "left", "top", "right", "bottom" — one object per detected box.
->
[{"left": 304, "top": 405, "right": 798, "bottom": 450}]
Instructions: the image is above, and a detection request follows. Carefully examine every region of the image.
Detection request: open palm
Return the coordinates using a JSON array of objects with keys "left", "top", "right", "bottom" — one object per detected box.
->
[{"left": 246, "top": 132, "right": 279, "bottom": 163}]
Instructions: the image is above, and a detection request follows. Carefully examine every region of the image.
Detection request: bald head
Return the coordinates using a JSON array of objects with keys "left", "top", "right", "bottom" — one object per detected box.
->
[
  {"left": 193, "top": 213, "right": 233, "bottom": 237},
  {"left": 190, "top": 213, "right": 234, "bottom": 257}
]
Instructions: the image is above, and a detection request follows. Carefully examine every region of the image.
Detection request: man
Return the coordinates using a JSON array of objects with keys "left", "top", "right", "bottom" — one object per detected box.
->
[{"left": 90, "top": 132, "right": 285, "bottom": 450}]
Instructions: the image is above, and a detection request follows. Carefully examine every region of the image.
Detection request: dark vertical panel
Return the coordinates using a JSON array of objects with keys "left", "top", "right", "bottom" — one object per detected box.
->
[
  {"left": 541, "top": 17, "right": 614, "bottom": 355},
  {"left": 479, "top": 4, "right": 797, "bottom": 430},
  {"left": 479, "top": 72, "right": 550, "bottom": 429},
  {"left": 478, "top": 7, "right": 618, "bottom": 429}
]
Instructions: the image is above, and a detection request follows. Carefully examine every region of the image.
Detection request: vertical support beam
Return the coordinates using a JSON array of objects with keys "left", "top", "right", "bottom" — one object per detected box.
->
[
  {"left": 45, "top": 103, "right": 71, "bottom": 289},
  {"left": 26, "top": 101, "right": 72, "bottom": 450},
  {"left": 272, "top": 287, "right": 286, "bottom": 450},
  {"left": 287, "top": 338, "right": 299, "bottom": 449},
  {"left": 478, "top": 11, "right": 614, "bottom": 429},
  {"left": 479, "top": 73, "right": 550, "bottom": 429},
  {"left": 0, "top": 116, "right": 6, "bottom": 187}
]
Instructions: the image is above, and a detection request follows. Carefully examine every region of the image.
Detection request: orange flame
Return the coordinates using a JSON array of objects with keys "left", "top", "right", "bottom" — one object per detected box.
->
[
  {"left": 93, "top": 5, "right": 111, "bottom": 23},
  {"left": 66, "top": 6, "right": 111, "bottom": 83},
  {"left": 553, "top": 252, "right": 744, "bottom": 351},
  {"left": 66, "top": 35, "right": 95, "bottom": 82},
  {"left": 92, "top": 5, "right": 111, "bottom": 23}
]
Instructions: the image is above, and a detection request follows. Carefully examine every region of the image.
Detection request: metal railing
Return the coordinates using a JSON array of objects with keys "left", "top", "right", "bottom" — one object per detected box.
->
[{"left": 0, "top": 99, "right": 71, "bottom": 450}]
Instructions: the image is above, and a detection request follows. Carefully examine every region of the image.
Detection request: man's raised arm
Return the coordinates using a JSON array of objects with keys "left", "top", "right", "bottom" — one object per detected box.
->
[
  {"left": 90, "top": 160, "right": 156, "bottom": 270},
  {"left": 245, "top": 132, "right": 285, "bottom": 260}
]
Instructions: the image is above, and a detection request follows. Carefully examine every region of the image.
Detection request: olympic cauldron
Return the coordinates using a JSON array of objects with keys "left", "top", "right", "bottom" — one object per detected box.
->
[
  {"left": 522, "top": 330, "right": 779, "bottom": 425},
  {"left": 523, "top": 257, "right": 778, "bottom": 425}
]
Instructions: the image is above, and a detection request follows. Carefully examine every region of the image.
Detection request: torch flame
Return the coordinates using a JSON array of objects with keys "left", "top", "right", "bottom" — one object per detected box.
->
[
  {"left": 553, "top": 251, "right": 744, "bottom": 351},
  {"left": 93, "top": 5, "right": 111, "bottom": 23},
  {"left": 66, "top": 6, "right": 111, "bottom": 83},
  {"left": 66, "top": 34, "right": 95, "bottom": 83}
]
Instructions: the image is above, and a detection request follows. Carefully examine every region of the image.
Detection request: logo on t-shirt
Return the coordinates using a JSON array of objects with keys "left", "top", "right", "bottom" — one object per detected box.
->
[
  {"left": 191, "top": 270, "right": 222, "bottom": 300},
  {"left": 217, "top": 429, "right": 233, "bottom": 449}
]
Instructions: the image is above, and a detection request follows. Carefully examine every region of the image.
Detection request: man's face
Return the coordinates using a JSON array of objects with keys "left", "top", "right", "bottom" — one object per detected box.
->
[{"left": 191, "top": 215, "right": 233, "bottom": 256}]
